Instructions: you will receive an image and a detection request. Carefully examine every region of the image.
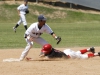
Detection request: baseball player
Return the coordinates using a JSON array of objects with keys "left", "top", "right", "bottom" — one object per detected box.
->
[
  {"left": 13, "top": 0, "right": 29, "bottom": 33},
  {"left": 26, "top": 44, "right": 100, "bottom": 61},
  {"left": 19, "top": 14, "right": 61, "bottom": 61}
]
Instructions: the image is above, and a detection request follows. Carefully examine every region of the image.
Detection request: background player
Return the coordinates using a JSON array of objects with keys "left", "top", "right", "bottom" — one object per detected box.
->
[
  {"left": 13, "top": 0, "right": 29, "bottom": 33},
  {"left": 26, "top": 44, "right": 100, "bottom": 61},
  {"left": 19, "top": 14, "right": 61, "bottom": 61}
]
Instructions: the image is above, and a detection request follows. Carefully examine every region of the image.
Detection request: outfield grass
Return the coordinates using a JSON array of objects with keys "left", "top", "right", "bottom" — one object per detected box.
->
[
  {"left": 0, "top": 4, "right": 100, "bottom": 49},
  {"left": 1, "top": 4, "right": 100, "bottom": 23},
  {"left": 0, "top": 22, "right": 100, "bottom": 49}
]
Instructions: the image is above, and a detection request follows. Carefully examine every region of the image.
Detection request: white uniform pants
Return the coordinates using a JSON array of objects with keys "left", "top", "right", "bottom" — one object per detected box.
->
[
  {"left": 17, "top": 14, "right": 27, "bottom": 25},
  {"left": 63, "top": 49, "right": 88, "bottom": 59},
  {"left": 20, "top": 36, "right": 48, "bottom": 60}
]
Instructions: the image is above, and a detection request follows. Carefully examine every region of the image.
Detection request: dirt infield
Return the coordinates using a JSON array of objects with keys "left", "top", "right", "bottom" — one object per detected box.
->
[{"left": 0, "top": 47, "right": 100, "bottom": 75}]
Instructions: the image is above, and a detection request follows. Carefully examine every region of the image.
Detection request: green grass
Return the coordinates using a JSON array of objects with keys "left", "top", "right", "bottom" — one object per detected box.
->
[
  {"left": 0, "top": 22, "right": 100, "bottom": 49},
  {"left": 0, "top": 4, "right": 100, "bottom": 49},
  {"left": 0, "top": 4, "right": 100, "bottom": 23}
]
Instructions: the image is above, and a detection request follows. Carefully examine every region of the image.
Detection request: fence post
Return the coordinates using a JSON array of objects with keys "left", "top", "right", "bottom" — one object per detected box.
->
[
  {"left": 36, "top": 0, "right": 38, "bottom": 3},
  {"left": 70, "top": 3, "right": 72, "bottom": 8}
]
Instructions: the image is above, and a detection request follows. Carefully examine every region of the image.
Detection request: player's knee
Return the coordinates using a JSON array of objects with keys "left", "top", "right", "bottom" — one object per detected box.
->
[
  {"left": 27, "top": 43, "right": 33, "bottom": 48},
  {"left": 23, "top": 22, "right": 27, "bottom": 25},
  {"left": 30, "top": 44, "right": 33, "bottom": 48},
  {"left": 29, "top": 44, "right": 33, "bottom": 48}
]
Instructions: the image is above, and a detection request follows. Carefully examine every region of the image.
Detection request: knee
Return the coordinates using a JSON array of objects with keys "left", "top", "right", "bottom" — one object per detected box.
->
[
  {"left": 27, "top": 43, "right": 33, "bottom": 48},
  {"left": 30, "top": 44, "right": 33, "bottom": 48},
  {"left": 23, "top": 21, "right": 27, "bottom": 25}
]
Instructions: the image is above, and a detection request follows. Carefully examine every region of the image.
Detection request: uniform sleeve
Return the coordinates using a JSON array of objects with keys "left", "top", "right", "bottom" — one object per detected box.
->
[
  {"left": 17, "top": 4, "right": 23, "bottom": 10},
  {"left": 44, "top": 25, "right": 53, "bottom": 34},
  {"left": 25, "top": 24, "right": 33, "bottom": 35}
]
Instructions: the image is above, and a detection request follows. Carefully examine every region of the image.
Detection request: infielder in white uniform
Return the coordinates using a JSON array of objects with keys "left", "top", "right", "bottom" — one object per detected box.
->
[
  {"left": 26, "top": 44, "right": 100, "bottom": 61},
  {"left": 19, "top": 15, "right": 61, "bottom": 61},
  {"left": 13, "top": 0, "right": 29, "bottom": 33}
]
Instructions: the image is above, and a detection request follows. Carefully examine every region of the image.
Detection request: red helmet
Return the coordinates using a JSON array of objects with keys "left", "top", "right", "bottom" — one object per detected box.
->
[{"left": 41, "top": 44, "right": 52, "bottom": 54}]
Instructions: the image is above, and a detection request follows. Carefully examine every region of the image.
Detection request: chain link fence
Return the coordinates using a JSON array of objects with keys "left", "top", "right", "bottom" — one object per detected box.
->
[
  {"left": 61, "top": 0, "right": 100, "bottom": 10},
  {"left": 0, "top": 0, "right": 42, "bottom": 3}
]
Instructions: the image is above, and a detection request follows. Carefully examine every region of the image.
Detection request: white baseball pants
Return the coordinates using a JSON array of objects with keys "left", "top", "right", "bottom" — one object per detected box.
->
[
  {"left": 63, "top": 49, "right": 88, "bottom": 59},
  {"left": 17, "top": 14, "right": 27, "bottom": 25},
  {"left": 20, "top": 36, "right": 48, "bottom": 60}
]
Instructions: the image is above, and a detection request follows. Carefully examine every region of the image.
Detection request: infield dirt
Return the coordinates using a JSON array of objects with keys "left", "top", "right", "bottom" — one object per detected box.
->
[{"left": 0, "top": 47, "right": 100, "bottom": 75}]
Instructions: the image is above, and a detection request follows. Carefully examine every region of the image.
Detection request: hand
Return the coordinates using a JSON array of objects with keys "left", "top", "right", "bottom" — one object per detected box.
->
[
  {"left": 25, "top": 57, "right": 33, "bottom": 61},
  {"left": 18, "top": 14, "right": 20, "bottom": 16},
  {"left": 39, "top": 53, "right": 45, "bottom": 57}
]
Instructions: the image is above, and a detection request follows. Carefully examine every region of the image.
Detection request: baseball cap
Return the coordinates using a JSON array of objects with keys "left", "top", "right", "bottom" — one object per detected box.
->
[{"left": 38, "top": 15, "right": 46, "bottom": 21}]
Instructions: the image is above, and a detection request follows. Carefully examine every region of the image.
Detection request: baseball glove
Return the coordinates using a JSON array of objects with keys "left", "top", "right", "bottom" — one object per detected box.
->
[
  {"left": 56, "top": 36, "right": 61, "bottom": 44},
  {"left": 25, "top": 10, "right": 29, "bottom": 14}
]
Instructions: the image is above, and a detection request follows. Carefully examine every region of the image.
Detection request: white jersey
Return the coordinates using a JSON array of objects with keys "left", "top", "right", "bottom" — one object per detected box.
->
[
  {"left": 25, "top": 22, "right": 53, "bottom": 38},
  {"left": 17, "top": 4, "right": 28, "bottom": 14}
]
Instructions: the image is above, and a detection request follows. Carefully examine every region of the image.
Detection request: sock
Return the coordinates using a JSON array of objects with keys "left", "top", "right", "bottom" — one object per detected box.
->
[
  {"left": 87, "top": 48, "right": 90, "bottom": 51},
  {"left": 80, "top": 49, "right": 88, "bottom": 54},
  {"left": 24, "top": 25, "right": 27, "bottom": 30},
  {"left": 88, "top": 53, "right": 94, "bottom": 58},
  {"left": 15, "top": 24, "right": 19, "bottom": 28}
]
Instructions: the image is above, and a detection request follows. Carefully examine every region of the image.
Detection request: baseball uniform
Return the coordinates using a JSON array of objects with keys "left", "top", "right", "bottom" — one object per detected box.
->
[
  {"left": 41, "top": 44, "right": 95, "bottom": 59},
  {"left": 13, "top": 1, "right": 29, "bottom": 32},
  {"left": 40, "top": 48, "right": 68, "bottom": 59},
  {"left": 17, "top": 4, "right": 28, "bottom": 26},
  {"left": 63, "top": 49, "right": 94, "bottom": 59},
  {"left": 20, "top": 22, "right": 54, "bottom": 60}
]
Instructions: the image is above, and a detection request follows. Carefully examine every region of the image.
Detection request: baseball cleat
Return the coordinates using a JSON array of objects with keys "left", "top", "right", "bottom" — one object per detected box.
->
[
  {"left": 98, "top": 52, "right": 100, "bottom": 56},
  {"left": 90, "top": 47, "right": 95, "bottom": 53},
  {"left": 13, "top": 27, "right": 16, "bottom": 33}
]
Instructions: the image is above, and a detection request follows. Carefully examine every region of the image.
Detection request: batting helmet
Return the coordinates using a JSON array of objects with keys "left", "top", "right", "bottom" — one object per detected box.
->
[{"left": 41, "top": 44, "right": 52, "bottom": 54}]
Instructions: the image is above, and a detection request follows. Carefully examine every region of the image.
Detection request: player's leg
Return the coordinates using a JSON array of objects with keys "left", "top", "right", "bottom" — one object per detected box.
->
[
  {"left": 21, "top": 14, "right": 28, "bottom": 30},
  {"left": 33, "top": 37, "right": 48, "bottom": 46},
  {"left": 63, "top": 49, "right": 77, "bottom": 59},
  {"left": 63, "top": 49, "right": 90, "bottom": 59},
  {"left": 76, "top": 47, "right": 95, "bottom": 54},
  {"left": 13, "top": 16, "right": 22, "bottom": 33},
  {"left": 20, "top": 37, "right": 48, "bottom": 61},
  {"left": 19, "top": 38, "right": 33, "bottom": 61},
  {"left": 93, "top": 52, "right": 100, "bottom": 56},
  {"left": 87, "top": 52, "right": 100, "bottom": 58},
  {"left": 76, "top": 51, "right": 100, "bottom": 59}
]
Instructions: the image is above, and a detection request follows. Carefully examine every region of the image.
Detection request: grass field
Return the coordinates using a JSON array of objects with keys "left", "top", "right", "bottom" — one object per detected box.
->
[
  {"left": 0, "top": 3, "right": 100, "bottom": 49},
  {"left": 1, "top": 4, "right": 100, "bottom": 23},
  {"left": 0, "top": 22, "right": 100, "bottom": 49},
  {"left": 0, "top": 3, "right": 100, "bottom": 75}
]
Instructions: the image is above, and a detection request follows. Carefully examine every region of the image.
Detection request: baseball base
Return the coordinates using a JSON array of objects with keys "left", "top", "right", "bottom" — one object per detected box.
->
[{"left": 3, "top": 58, "right": 20, "bottom": 62}]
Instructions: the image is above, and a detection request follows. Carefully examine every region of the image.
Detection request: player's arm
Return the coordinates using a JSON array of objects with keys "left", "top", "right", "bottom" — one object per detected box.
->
[
  {"left": 17, "top": 10, "right": 20, "bottom": 16},
  {"left": 45, "top": 25, "right": 61, "bottom": 44},
  {"left": 25, "top": 57, "right": 34, "bottom": 61},
  {"left": 39, "top": 52, "right": 52, "bottom": 61},
  {"left": 25, "top": 56, "right": 50, "bottom": 61},
  {"left": 44, "top": 25, "right": 60, "bottom": 39},
  {"left": 51, "top": 32, "right": 61, "bottom": 44},
  {"left": 42, "top": 56, "right": 50, "bottom": 61},
  {"left": 39, "top": 53, "right": 50, "bottom": 60},
  {"left": 17, "top": 5, "right": 22, "bottom": 16},
  {"left": 51, "top": 32, "right": 58, "bottom": 39}
]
